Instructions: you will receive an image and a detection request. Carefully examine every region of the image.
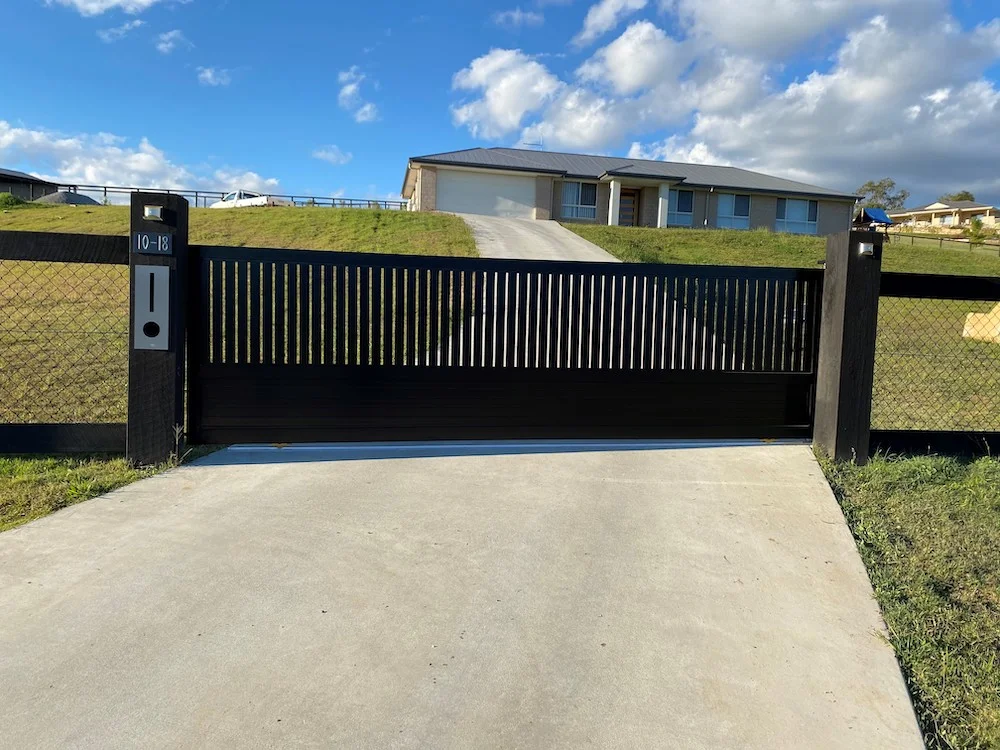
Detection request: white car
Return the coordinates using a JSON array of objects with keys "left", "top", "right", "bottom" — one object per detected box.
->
[{"left": 209, "top": 190, "right": 293, "bottom": 209}]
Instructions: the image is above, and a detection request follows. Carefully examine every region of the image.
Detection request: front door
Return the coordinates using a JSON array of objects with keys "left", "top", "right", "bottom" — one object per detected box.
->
[{"left": 619, "top": 189, "right": 639, "bottom": 226}]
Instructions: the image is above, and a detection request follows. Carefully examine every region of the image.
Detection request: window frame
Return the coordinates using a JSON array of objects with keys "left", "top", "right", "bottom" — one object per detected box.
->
[
  {"left": 717, "top": 192, "right": 751, "bottom": 230},
  {"left": 561, "top": 180, "right": 598, "bottom": 220},
  {"left": 668, "top": 189, "right": 695, "bottom": 227},
  {"left": 776, "top": 198, "right": 820, "bottom": 235}
]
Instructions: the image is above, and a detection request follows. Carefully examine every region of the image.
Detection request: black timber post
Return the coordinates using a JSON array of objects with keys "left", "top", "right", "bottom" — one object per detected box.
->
[
  {"left": 813, "top": 229, "right": 883, "bottom": 464},
  {"left": 127, "top": 193, "right": 189, "bottom": 465}
]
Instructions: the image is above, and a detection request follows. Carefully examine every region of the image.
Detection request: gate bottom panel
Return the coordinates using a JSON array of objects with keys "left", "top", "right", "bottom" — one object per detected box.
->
[{"left": 190, "top": 365, "right": 814, "bottom": 444}]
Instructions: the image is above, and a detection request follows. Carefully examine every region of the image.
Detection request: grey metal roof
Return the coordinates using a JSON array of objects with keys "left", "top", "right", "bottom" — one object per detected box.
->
[
  {"left": 0, "top": 167, "right": 56, "bottom": 185},
  {"left": 410, "top": 147, "right": 860, "bottom": 201},
  {"left": 896, "top": 200, "right": 995, "bottom": 212}
]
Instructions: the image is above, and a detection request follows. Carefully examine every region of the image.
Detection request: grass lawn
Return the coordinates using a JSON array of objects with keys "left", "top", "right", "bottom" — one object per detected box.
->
[
  {"left": 822, "top": 454, "right": 1000, "bottom": 749},
  {"left": 0, "top": 455, "right": 161, "bottom": 532},
  {"left": 0, "top": 204, "right": 477, "bottom": 257},
  {"left": 565, "top": 224, "right": 1000, "bottom": 276}
]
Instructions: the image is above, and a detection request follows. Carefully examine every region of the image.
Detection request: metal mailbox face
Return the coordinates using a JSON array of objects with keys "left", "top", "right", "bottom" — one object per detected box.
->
[{"left": 134, "top": 265, "right": 170, "bottom": 351}]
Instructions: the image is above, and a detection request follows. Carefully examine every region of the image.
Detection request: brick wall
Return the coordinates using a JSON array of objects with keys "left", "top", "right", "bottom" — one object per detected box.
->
[
  {"left": 417, "top": 167, "right": 437, "bottom": 212},
  {"left": 639, "top": 187, "right": 658, "bottom": 227},
  {"left": 817, "top": 200, "right": 854, "bottom": 236},
  {"left": 535, "top": 176, "right": 553, "bottom": 220}
]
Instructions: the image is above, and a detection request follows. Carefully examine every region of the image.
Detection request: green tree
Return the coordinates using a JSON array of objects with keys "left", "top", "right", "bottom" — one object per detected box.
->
[
  {"left": 939, "top": 190, "right": 976, "bottom": 202},
  {"left": 962, "top": 217, "right": 991, "bottom": 246},
  {"left": 857, "top": 178, "right": 910, "bottom": 211}
]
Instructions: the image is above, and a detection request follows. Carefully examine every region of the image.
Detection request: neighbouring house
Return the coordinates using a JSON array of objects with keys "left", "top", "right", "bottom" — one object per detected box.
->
[
  {"left": 401, "top": 148, "right": 859, "bottom": 236},
  {"left": 888, "top": 200, "right": 998, "bottom": 229},
  {"left": 0, "top": 167, "right": 59, "bottom": 201}
]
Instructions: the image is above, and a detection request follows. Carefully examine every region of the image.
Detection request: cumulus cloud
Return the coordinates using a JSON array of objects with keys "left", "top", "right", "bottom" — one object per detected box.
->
[
  {"left": 46, "top": 0, "right": 165, "bottom": 15},
  {"left": 96, "top": 19, "right": 143, "bottom": 42},
  {"left": 577, "top": 20, "right": 687, "bottom": 95},
  {"left": 0, "top": 120, "right": 279, "bottom": 194},
  {"left": 573, "top": 0, "right": 647, "bottom": 46},
  {"left": 493, "top": 7, "right": 544, "bottom": 28},
  {"left": 197, "top": 67, "right": 231, "bottom": 86},
  {"left": 338, "top": 66, "right": 380, "bottom": 123},
  {"left": 156, "top": 30, "right": 191, "bottom": 54},
  {"left": 450, "top": 3, "right": 1000, "bottom": 202},
  {"left": 312, "top": 145, "right": 353, "bottom": 166},
  {"left": 452, "top": 49, "right": 562, "bottom": 139},
  {"left": 660, "top": 0, "right": 911, "bottom": 58}
]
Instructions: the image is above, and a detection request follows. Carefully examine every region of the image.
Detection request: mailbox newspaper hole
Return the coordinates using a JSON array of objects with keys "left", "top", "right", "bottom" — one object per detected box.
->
[{"left": 142, "top": 321, "right": 161, "bottom": 339}]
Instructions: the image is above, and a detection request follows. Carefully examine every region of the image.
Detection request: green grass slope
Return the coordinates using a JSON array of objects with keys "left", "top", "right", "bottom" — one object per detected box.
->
[
  {"left": 566, "top": 224, "right": 1000, "bottom": 276},
  {"left": 0, "top": 204, "right": 477, "bottom": 257}
]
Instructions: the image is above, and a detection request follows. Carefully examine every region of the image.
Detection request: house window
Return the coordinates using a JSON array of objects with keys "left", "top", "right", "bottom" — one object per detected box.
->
[
  {"left": 562, "top": 181, "right": 597, "bottom": 219},
  {"left": 668, "top": 189, "right": 694, "bottom": 226},
  {"left": 776, "top": 198, "right": 818, "bottom": 234},
  {"left": 941, "top": 215, "right": 954, "bottom": 226},
  {"left": 717, "top": 193, "right": 750, "bottom": 229}
]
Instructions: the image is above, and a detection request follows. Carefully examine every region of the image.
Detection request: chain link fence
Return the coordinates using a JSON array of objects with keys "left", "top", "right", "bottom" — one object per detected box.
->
[
  {"left": 872, "top": 296, "right": 1000, "bottom": 431},
  {"left": 0, "top": 259, "right": 129, "bottom": 424}
]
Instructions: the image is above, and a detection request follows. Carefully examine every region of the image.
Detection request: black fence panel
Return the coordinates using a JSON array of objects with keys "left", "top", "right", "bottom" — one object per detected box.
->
[
  {"left": 188, "top": 246, "right": 823, "bottom": 444},
  {"left": 873, "top": 272, "right": 1000, "bottom": 435},
  {"left": 0, "top": 231, "right": 129, "bottom": 453}
]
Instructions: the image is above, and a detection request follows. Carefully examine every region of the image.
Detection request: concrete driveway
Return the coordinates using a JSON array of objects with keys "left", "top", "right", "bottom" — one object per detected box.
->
[
  {"left": 457, "top": 213, "right": 619, "bottom": 262},
  {"left": 0, "top": 442, "right": 921, "bottom": 749}
]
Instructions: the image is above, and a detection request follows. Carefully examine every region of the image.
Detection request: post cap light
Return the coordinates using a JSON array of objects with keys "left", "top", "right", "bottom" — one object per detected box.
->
[
  {"left": 858, "top": 241, "right": 875, "bottom": 257},
  {"left": 143, "top": 205, "right": 164, "bottom": 222}
]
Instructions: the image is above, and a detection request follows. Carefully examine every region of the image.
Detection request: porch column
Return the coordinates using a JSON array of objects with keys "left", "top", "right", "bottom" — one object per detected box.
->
[
  {"left": 657, "top": 184, "right": 670, "bottom": 228},
  {"left": 608, "top": 180, "right": 621, "bottom": 226}
]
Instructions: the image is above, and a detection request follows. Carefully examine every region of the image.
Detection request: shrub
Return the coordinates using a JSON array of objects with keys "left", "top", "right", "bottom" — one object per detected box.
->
[{"left": 0, "top": 192, "right": 27, "bottom": 209}]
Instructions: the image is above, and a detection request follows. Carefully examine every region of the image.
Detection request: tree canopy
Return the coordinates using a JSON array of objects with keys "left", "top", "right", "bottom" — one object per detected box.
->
[
  {"left": 939, "top": 190, "right": 976, "bottom": 203},
  {"left": 857, "top": 178, "right": 910, "bottom": 211}
]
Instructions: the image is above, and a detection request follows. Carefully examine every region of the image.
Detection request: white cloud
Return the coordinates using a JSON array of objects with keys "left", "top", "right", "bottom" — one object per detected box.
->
[
  {"left": 449, "top": 7, "right": 1000, "bottom": 202},
  {"left": 338, "top": 66, "right": 380, "bottom": 124},
  {"left": 312, "top": 145, "right": 353, "bottom": 166},
  {"left": 661, "top": 14, "right": 1000, "bottom": 197},
  {"left": 573, "top": 0, "right": 647, "bottom": 46},
  {"left": 197, "top": 67, "right": 231, "bottom": 86},
  {"left": 156, "top": 30, "right": 190, "bottom": 54},
  {"left": 493, "top": 7, "right": 545, "bottom": 28},
  {"left": 661, "top": 0, "right": 911, "bottom": 58},
  {"left": 0, "top": 120, "right": 279, "bottom": 195},
  {"left": 577, "top": 20, "right": 687, "bottom": 95},
  {"left": 353, "top": 103, "right": 379, "bottom": 123},
  {"left": 47, "top": 0, "right": 165, "bottom": 15},
  {"left": 452, "top": 49, "right": 562, "bottom": 138},
  {"left": 628, "top": 137, "right": 729, "bottom": 165},
  {"left": 96, "top": 19, "right": 143, "bottom": 42}
]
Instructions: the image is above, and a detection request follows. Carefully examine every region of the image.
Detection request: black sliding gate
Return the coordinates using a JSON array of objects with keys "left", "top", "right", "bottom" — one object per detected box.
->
[{"left": 187, "top": 246, "right": 823, "bottom": 444}]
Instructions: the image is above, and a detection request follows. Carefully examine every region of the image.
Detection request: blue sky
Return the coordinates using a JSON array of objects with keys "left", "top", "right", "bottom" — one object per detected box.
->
[{"left": 3, "top": 0, "right": 1000, "bottom": 205}]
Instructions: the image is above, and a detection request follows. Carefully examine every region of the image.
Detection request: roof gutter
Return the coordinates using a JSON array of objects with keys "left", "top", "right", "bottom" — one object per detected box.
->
[{"left": 409, "top": 157, "right": 566, "bottom": 177}]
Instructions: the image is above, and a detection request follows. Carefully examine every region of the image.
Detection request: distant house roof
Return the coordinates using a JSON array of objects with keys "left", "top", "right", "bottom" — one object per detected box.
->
[
  {"left": 405, "top": 147, "right": 860, "bottom": 201},
  {"left": 0, "top": 167, "right": 57, "bottom": 186},
  {"left": 891, "top": 200, "right": 996, "bottom": 214}
]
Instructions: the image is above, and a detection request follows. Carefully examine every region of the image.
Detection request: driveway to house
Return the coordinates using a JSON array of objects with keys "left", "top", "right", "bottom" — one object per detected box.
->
[
  {"left": 0, "top": 442, "right": 922, "bottom": 749},
  {"left": 457, "top": 213, "right": 619, "bottom": 262}
]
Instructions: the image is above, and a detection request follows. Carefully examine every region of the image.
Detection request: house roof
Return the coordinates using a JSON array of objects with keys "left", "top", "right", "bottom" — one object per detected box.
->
[
  {"left": 892, "top": 200, "right": 996, "bottom": 214},
  {"left": 405, "top": 147, "right": 860, "bottom": 201},
  {"left": 0, "top": 167, "right": 58, "bottom": 185}
]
